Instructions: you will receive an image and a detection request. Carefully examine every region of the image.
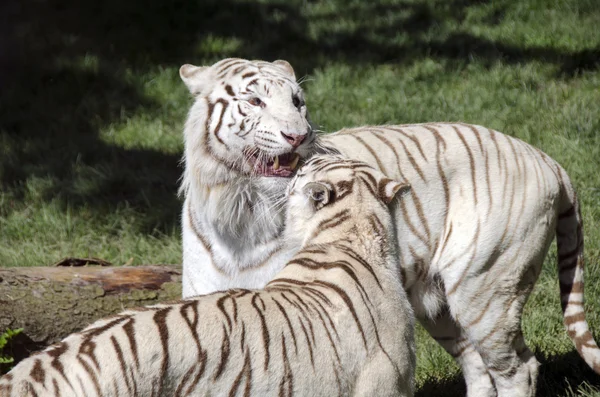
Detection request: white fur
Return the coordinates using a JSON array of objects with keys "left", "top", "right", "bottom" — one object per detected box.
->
[{"left": 179, "top": 58, "right": 314, "bottom": 296}]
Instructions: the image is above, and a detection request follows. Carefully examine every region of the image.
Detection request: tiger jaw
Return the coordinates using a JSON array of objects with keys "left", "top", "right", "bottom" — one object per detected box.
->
[{"left": 246, "top": 150, "right": 301, "bottom": 177}]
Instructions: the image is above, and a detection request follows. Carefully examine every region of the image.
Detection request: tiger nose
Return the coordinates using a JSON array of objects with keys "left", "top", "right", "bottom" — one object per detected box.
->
[{"left": 280, "top": 132, "right": 306, "bottom": 148}]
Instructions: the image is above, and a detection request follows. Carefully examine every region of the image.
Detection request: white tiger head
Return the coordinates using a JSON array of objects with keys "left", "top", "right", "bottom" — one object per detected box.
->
[
  {"left": 180, "top": 58, "right": 315, "bottom": 187},
  {"left": 285, "top": 154, "right": 410, "bottom": 245}
]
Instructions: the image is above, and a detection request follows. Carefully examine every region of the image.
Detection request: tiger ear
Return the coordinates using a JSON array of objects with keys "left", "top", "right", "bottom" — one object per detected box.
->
[
  {"left": 273, "top": 60, "right": 297, "bottom": 81},
  {"left": 302, "top": 182, "right": 332, "bottom": 208},
  {"left": 378, "top": 178, "right": 411, "bottom": 204},
  {"left": 180, "top": 64, "right": 210, "bottom": 96}
]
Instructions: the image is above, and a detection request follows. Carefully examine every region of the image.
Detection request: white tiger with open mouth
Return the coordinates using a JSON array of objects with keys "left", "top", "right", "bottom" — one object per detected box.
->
[{"left": 180, "top": 58, "right": 314, "bottom": 297}]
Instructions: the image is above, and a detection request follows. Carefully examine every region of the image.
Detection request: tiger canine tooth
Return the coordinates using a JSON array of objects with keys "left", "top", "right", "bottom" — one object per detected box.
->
[
  {"left": 290, "top": 153, "right": 300, "bottom": 170},
  {"left": 273, "top": 155, "right": 280, "bottom": 170}
]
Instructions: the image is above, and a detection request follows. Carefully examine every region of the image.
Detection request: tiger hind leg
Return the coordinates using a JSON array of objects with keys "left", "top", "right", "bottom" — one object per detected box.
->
[
  {"left": 448, "top": 284, "right": 539, "bottom": 397},
  {"left": 421, "top": 311, "right": 497, "bottom": 397},
  {"left": 477, "top": 329, "right": 539, "bottom": 397},
  {"left": 440, "top": 205, "right": 554, "bottom": 397},
  {"left": 515, "top": 332, "right": 540, "bottom": 394}
]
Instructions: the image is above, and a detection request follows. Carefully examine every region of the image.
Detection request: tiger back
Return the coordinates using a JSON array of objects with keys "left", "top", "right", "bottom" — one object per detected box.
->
[{"left": 0, "top": 155, "right": 415, "bottom": 397}]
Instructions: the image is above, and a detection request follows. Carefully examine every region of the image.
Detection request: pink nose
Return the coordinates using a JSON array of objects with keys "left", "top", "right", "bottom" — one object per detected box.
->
[{"left": 281, "top": 132, "right": 306, "bottom": 148}]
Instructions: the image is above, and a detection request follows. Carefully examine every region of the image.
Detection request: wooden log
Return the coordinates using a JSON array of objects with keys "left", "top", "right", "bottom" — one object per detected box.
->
[{"left": 0, "top": 264, "right": 182, "bottom": 365}]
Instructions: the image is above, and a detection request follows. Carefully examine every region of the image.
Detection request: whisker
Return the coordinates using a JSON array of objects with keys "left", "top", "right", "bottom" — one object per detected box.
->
[{"left": 297, "top": 75, "right": 314, "bottom": 86}]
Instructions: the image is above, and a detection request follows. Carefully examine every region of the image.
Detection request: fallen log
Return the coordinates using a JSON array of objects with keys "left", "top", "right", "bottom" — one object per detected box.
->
[{"left": 0, "top": 264, "right": 182, "bottom": 365}]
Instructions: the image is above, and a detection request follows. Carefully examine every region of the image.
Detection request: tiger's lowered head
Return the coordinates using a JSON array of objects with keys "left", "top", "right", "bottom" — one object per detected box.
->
[
  {"left": 0, "top": 155, "right": 415, "bottom": 397},
  {"left": 283, "top": 154, "right": 411, "bottom": 249}
]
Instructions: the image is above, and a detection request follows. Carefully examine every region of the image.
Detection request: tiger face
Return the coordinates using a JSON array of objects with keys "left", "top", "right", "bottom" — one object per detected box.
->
[
  {"left": 180, "top": 58, "right": 314, "bottom": 185},
  {"left": 285, "top": 155, "right": 410, "bottom": 244}
]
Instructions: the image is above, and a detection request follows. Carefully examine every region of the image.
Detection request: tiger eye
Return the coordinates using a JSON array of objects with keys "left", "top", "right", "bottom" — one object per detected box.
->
[
  {"left": 249, "top": 97, "right": 264, "bottom": 107},
  {"left": 292, "top": 96, "right": 300, "bottom": 108}
]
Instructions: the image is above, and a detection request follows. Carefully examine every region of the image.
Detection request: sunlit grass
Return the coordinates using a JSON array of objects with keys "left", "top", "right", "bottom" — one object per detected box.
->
[{"left": 1, "top": 0, "right": 599, "bottom": 394}]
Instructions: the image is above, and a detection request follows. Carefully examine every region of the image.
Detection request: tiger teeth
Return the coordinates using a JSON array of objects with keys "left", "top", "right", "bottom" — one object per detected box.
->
[
  {"left": 273, "top": 155, "right": 280, "bottom": 170},
  {"left": 290, "top": 153, "right": 300, "bottom": 170}
]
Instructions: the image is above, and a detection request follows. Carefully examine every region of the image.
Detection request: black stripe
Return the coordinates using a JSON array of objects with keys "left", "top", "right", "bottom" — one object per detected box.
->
[
  {"left": 213, "top": 323, "right": 231, "bottom": 380},
  {"left": 153, "top": 308, "right": 171, "bottom": 396},
  {"left": 251, "top": 294, "right": 271, "bottom": 371},
  {"left": 110, "top": 336, "right": 133, "bottom": 396},
  {"left": 278, "top": 334, "right": 293, "bottom": 397},
  {"left": 123, "top": 318, "right": 140, "bottom": 369},
  {"left": 47, "top": 342, "right": 74, "bottom": 391},
  {"left": 228, "top": 349, "right": 252, "bottom": 397},
  {"left": 29, "top": 359, "right": 45, "bottom": 384},
  {"left": 272, "top": 297, "right": 299, "bottom": 354}
]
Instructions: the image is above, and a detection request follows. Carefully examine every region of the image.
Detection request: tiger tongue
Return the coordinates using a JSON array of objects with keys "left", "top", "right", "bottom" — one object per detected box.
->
[{"left": 265, "top": 167, "right": 294, "bottom": 177}]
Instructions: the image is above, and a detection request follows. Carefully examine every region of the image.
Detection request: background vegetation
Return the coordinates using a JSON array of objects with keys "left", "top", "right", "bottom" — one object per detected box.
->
[{"left": 0, "top": 0, "right": 599, "bottom": 394}]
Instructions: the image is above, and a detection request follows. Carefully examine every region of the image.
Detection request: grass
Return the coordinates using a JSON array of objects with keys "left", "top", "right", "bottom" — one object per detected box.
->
[{"left": 0, "top": 0, "right": 599, "bottom": 394}]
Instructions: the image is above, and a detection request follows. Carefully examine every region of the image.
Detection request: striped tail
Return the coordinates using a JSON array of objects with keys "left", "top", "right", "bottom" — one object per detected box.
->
[{"left": 557, "top": 194, "right": 600, "bottom": 374}]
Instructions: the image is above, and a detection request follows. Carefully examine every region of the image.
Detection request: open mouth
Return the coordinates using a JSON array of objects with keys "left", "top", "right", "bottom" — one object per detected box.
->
[{"left": 245, "top": 150, "right": 301, "bottom": 177}]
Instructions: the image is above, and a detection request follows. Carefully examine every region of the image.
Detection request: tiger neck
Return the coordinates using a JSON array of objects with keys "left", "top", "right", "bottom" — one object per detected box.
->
[
  {"left": 274, "top": 218, "right": 401, "bottom": 297},
  {"left": 187, "top": 175, "right": 287, "bottom": 258},
  {"left": 304, "top": 215, "right": 399, "bottom": 276}
]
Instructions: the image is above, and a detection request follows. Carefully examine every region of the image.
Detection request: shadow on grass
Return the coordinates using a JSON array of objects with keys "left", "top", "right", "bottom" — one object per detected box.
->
[
  {"left": 0, "top": 59, "right": 182, "bottom": 233},
  {"left": 0, "top": 333, "right": 46, "bottom": 376},
  {"left": 416, "top": 374, "right": 466, "bottom": 397},
  {"left": 536, "top": 350, "right": 600, "bottom": 396},
  {"left": 0, "top": 0, "right": 597, "bottom": 235},
  {"left": 416, "top": 349, "right": 600, "bottom": 396}
]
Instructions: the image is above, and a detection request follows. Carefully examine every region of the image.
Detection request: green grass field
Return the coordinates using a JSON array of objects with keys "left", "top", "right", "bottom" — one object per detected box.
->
[{"left": 1, "top": 0, "right": 599, "bottom": 394}]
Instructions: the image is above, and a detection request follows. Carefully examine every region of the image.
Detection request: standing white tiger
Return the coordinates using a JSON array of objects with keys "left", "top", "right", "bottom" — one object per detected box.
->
[
  {"left": 0, "top": 156, "right": 415, "bottom": 397},
  {"left": 179, "top": 58, "right": 600, "bottom": 397}
]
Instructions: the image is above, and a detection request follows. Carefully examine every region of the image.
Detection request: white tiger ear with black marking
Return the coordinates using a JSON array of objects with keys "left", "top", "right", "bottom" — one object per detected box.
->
[
  {"left": 180, "top": 64, "right": 210, "bottom": 96},
  {"left": 273, "top": 60, "right": 297, "bottom": 81},
  {"left": 302, "top": 182, "right": 332, "bottom": 208},
  {"left": 378, "top": 178, "right": 411, "bottom": 204}
]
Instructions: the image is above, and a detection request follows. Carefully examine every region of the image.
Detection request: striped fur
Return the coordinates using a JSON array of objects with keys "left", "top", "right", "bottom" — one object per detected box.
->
[
  {"left": 179, "top": 58, "right": 599, "bottom": 396},
  {"left": 320, "top": 123, "right": 600, "bottom": 396},
  {"left": 179, "top": 58, "right": 315, "bottom": 297},
  {"left": 0, "top": 157, "right": 415, "bottom": 397}
]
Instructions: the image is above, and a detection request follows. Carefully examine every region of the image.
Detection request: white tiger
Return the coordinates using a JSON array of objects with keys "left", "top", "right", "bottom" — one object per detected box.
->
[
  {"left": 179, "top": 58, "right": 314, "bottom": 297},
  {"left": 0, "top": 156, "right": 415, "bottom": 397},
  {"left": 179, "top": 58, "right": 600, "bottom": 397}
]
